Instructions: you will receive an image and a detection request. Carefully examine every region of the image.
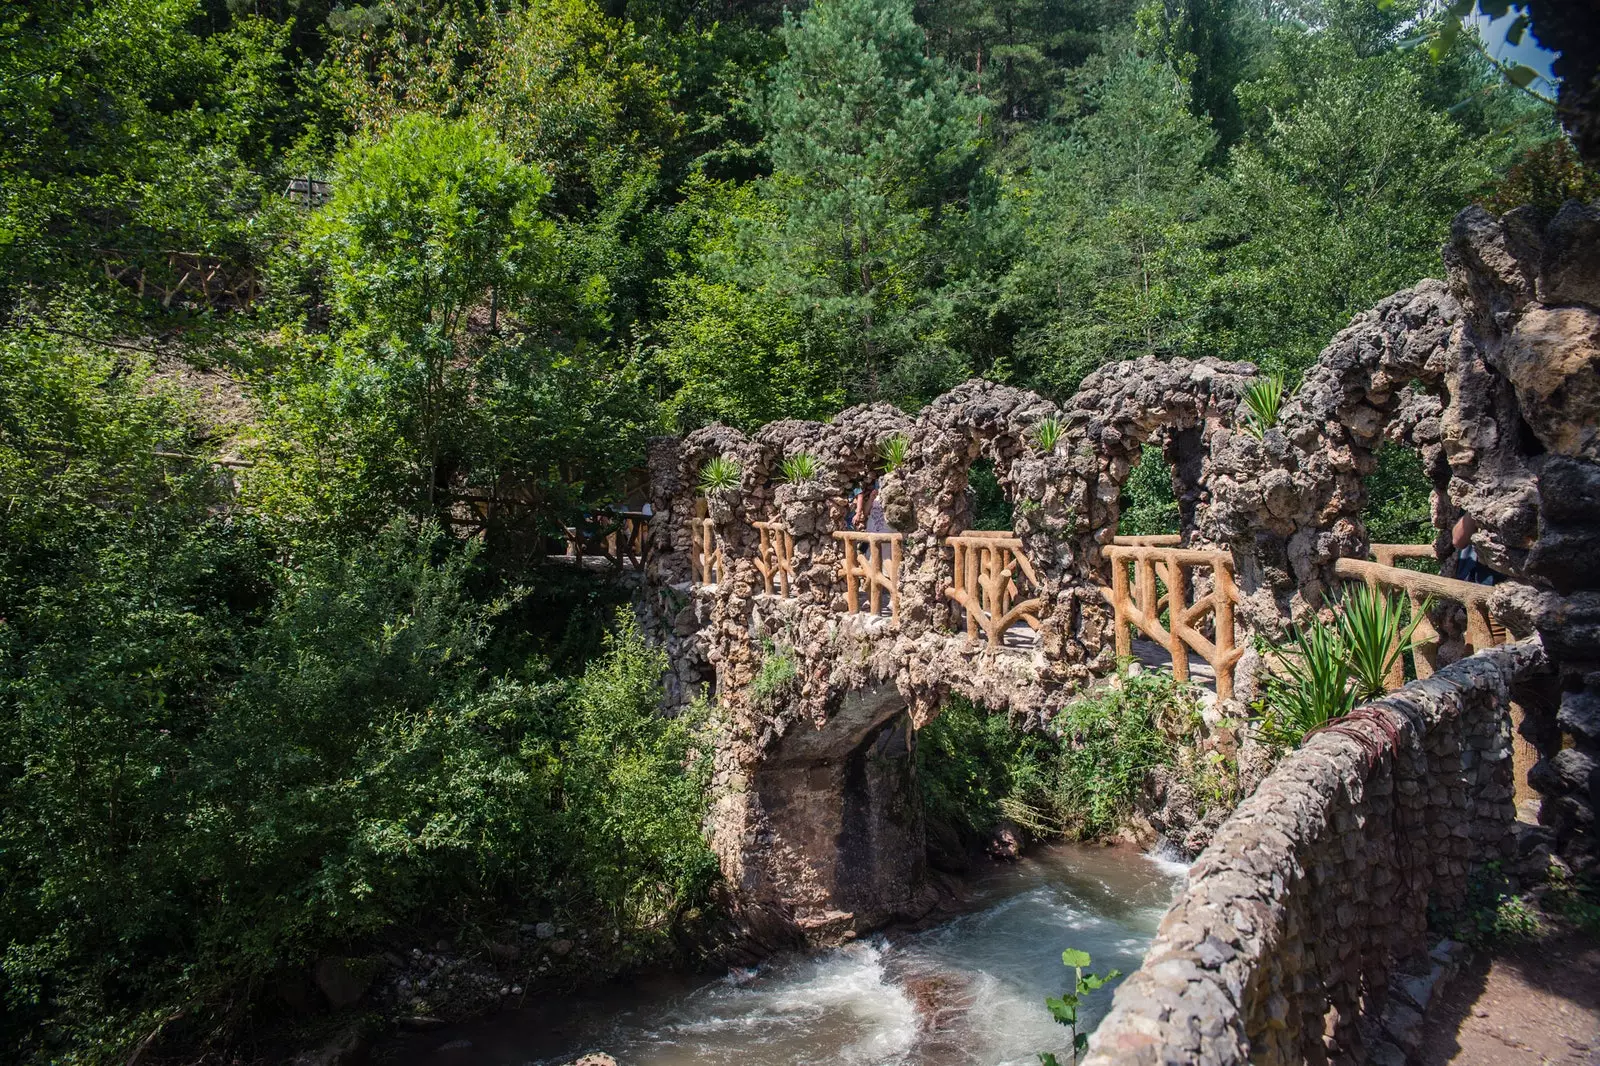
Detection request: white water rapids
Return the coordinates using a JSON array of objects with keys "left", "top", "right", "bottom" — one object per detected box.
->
[{"left": 395, "top": 844, "right": 1187, "bottom": 1066}]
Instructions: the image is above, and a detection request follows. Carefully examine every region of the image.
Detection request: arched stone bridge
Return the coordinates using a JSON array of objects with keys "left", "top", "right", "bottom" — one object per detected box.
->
[{"left": 633, "top": 202, "right": 1600, "bottom": 946}]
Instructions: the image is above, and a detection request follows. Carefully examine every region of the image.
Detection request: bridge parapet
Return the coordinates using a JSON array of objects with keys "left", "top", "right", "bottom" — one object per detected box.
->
[
  {"left": 1084, "top": 640, "right": 1548, "bottom": 1066},
  {"left": 636, "top": 200, "right": 1600, "bottom": 941}
]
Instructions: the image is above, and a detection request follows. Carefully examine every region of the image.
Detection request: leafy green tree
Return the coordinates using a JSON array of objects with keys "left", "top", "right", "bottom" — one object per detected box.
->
[
  {"left": 1004, "top": 52, "right": 1218, "bottom": 395},
  {"left": 914, "top": 0, "right": 1105, "bottom": 154},
  {"left": 653, "top": 178, "right": 848, "bottom": 430},
  {"left": 758, "top": 0, "right": 989, "bottom": 403},
  {"left": 0, "top": 0, "right": 308, "bottom": 319},
  {"left": 268, "top": 114, "right": 552, "bottom": 519},
  {"left": 1202, "top": 31, "right": 1528, "bottom": 373}
]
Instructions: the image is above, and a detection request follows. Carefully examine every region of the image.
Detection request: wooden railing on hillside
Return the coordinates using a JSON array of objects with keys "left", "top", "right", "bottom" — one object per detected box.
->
[
  {"left": 1101, "top": 543, "right": 1241, "bottom": 700},
  {"left": 1333, "top": 556, "right": 1506, "bottom": 690},
  {"left": 833, "top": 531, "right": 902, "bottom": 618},
  {"left": 562, "top": 510, "right": 651, "bottom": 569},
  {"left": 100, "top": 250, "right": 262, "bottom": 309},
  {"left": 753, "top": 520, "right": 797, "bottom": 598},
  {"left": 944, "top": 531, "right": 1045, "bottom": 648}
]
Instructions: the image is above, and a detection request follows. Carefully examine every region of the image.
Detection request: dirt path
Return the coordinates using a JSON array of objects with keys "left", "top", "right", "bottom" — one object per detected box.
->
[{"left": 1419, "top": 929, "right": 1600, "bottom": 1065}]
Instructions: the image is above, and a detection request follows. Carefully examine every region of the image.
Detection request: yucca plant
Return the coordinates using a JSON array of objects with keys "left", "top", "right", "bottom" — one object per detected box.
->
[
  {"left": 1262, "top": 618, "right": 1355, "bottom": 746},
  {"left": 1243, "top": 373, "right": 1285, "bottom": 439},
  {"left": 777, "top": 451, "right": 820, "bottom": 484},
  {"left": 879, "top": 433, "right": 910, "bottom": 473},
  {"left": 1336, "top": 582, "right": 1431, "bottom": 700},
  {"left": 1034, "top": 416, "right": 1063, "bottom": 454},
  {"left": 698, "top": 455, "right": 741, "bottom": 494}
]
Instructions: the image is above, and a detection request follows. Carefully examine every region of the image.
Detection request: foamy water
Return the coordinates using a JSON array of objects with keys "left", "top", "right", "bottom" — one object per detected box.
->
[{"left": 393, "top": 844, "right": 1185, "bottom": 1066}]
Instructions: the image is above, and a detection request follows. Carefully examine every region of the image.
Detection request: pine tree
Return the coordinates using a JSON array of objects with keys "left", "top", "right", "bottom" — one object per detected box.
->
[
  {"left": 758, "top": 0, "right": 988, "bottom": 402},
  {"left": 1004, "top": 52, "right": 1218, "bottom": 395}
]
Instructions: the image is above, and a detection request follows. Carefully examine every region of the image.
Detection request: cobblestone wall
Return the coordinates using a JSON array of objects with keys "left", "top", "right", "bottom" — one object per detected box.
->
[{"left": 1084, "top": 640, "right": 1547, "bottom": 1066}]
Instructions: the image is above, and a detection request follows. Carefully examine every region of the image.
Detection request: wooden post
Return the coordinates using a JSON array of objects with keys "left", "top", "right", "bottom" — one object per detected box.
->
[
  {"left": 1214, "top": 561, "right": 1236, "bottom": 702},
  {"left": 1167, "top": 560, "right": 1190, "bottom": 685},
  {"left": 1112, "top": 550, "right": 1132, "bottom": 663}
]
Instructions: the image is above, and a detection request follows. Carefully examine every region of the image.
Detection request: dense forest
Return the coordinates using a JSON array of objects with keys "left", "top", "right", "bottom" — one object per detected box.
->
[{"left": 1, "top": 0, "right": 1593, "bottom": 1060}]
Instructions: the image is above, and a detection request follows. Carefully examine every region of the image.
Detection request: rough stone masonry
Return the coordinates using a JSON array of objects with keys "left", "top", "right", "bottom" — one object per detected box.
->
[{"left": 639, "top": 199, "right": 1600, "bottom": 946}]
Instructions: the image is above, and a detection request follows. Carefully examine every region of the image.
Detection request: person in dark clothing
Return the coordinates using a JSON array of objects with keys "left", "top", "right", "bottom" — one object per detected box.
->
[{"left": 1452, "top": 514, "right": 1498, "bottom": 586}]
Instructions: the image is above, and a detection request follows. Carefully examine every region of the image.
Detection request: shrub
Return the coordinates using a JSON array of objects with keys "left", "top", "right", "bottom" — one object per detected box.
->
[
  {"left": 749, "top": 639, "right": 798, "bottom": 705},
  {"left": 1034, "top": 416, "right": 1063, "bottom": 454},
  {"left": 878, "top": 433, "right": 909, "bottom": 473},
  {"left": 698, "top": 454, "right": 741, "bottom": 493},
  {"left": 1048, "top": 673, "right": 1183, "bottom": 838},
  {"left": 777, "top": 451, "right": 820, "bottom": 483},
  {"left": 918, "top": 674, "right": 1202, "bottom": 846},
  {"left": 1336, "top": 581, "right": 1429, "bottom": 700},
  {"left": 1258, "top": 618, "right": 1355, "bottom": 746},
  {"left": 1242, "top": 373, "right": 1285, "bottom": 439}
]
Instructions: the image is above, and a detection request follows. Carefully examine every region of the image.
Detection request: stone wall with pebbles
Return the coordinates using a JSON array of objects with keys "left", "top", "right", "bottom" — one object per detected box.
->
[
  {"left": 638, "top": 199, "right": 1600, "bottom": 942},
  {"left": 1083, "top": 640, "right": 1547, "bottom": 1066}
]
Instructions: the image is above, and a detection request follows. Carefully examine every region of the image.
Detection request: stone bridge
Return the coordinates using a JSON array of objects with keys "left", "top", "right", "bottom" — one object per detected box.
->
[{"left": 633, "top": 202, "right": 1600, "bottom": 947}]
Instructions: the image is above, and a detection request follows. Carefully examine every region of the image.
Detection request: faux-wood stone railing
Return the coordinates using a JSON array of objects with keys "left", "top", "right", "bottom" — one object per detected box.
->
[{"left": 1083, "top": 639, "right": 1546, "bottom": 1066}]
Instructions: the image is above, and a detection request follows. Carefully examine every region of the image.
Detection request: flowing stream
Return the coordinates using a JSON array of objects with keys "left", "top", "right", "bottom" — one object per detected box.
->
[{"left": 394, "top": 844, "right": 1187, "bottom": 1066}]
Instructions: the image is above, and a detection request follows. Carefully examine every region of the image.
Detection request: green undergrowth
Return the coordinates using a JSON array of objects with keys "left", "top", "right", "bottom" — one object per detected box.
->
[
  {"left": 919, "top": 672, "right": 1234, "bottom": 848},
  {"left": 1433, "top": 859, "right": 1600, "bottom": 948}
]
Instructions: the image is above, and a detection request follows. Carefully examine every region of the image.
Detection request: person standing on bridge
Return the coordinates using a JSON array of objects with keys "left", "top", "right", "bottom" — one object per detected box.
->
[{"left": 1452, "top": 514, "right": 1499, "bottom": 586}]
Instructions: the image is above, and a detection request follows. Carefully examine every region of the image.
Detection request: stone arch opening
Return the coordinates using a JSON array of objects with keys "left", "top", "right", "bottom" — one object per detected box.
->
[{"left": 734, "top": 683, "right": 925, "bottom": 938}]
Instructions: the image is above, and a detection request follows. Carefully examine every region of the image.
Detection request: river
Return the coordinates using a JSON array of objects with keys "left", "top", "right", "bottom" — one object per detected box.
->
[{"left": 391, "top": 843, "right": 1187, "bottom": 1066}]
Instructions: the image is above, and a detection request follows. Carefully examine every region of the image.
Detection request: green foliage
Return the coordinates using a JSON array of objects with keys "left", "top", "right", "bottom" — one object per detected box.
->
[
  {"left": 750, "top": 639, "right": 799, "bottom": 706},
  {"left": 1437, "top": 861, "right": 1545, "bottom": 947},
  {"left": 1004, "top": 51, "right": 1219, "bottom": 395},
  {"left": 1545, "top": 861, "right": 1600, "bottom": 935},
  {"left": 698, "top": 455, "right": 742, "bottom": 494},
  {"left": 777, "top": 451, "right": 820, "bottom": 484},
  {"left": 917, "top": 696, "right": 1054, "bottom": 839},
  {"left": 1336, "top": 582, "right": 1430, "bottom": 700},
  {"left": 1050, "top": 673, "right": 1184, "bottom": 838},
  {"left": 0, "top": 0, "right": 311, "bottom": 317},
  {"left": 1118, "top": 444, "right": 1181, "bottom": 537},
  {"left": 880, "top": 433, "right": 911, "bottom": 473},
  {"left": 1258, "top": 580, "right": 1431, "bottom": 744},
  {"left": 1040, "top": 947, "right": 1122, "bottom": 1065},
  {"left": 969, "top": 459, "right": 1015, "bottom": 531},
  {"left": 918, "top": 674, "right": 1206, "bottom": 847},
  {"left": 1259, "top": 618, "right": 1356, "bottom": 747},
  {"left": 1034, "top": 417, "right": 1063, "bottom": 454},
  {"left": 1363, "top": 443, "right": 1434, "bottom": 549},
  {"left": 758, "top": 0, "right": 988, "bottom": 402},
  {"left": 1242, "top": 373, "right": 1284, "bottom": 438}
]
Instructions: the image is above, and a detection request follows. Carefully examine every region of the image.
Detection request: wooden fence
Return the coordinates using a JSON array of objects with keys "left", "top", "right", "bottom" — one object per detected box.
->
[
  {"left": 1101, "top": 542, "right": 1241, "bottom": 700},
  {"left": 1332, "top": 556, "right": 1506, "bottom": 689},
  {"left": 833, "top": 531, "right": 902, "bottom": 618},
  {"left": 691, "top": 517, "right": 723, "bottom": 586},
  {"left": 100, "top": 250, "right": 262, "bottom": 310},
  {"left": 753, "top": 520, "right": 797, "bottom": 598},
  {"left": 563, "top": 510, "right": 651, "bottom": 569},
  {"left": 944, "top": 531, "right": 1045, "bottom": 648}
]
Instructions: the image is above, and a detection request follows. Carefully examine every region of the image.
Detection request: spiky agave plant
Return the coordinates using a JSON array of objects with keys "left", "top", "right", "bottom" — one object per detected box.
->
[
  {"left": 1336, "top": 581, "right": 1432, "bottom": 700},
  {"left": 777, "top": 451, "right": 820, "bottom": 484},
  {"left": 1262, "top": 617, "right": 1355, "bottom": 746},
  {"left": 1034, "top": 416, "right": 1063, "bottom": 454},
  {"left": 879, "top": 433, "right": 909, "bottom": 473},
  {"left": 1243, "top": 373, "right": 1285, "bottom": 439},
  {"left": 698, "top": 455, "right": 741, "bottom": 494}
]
